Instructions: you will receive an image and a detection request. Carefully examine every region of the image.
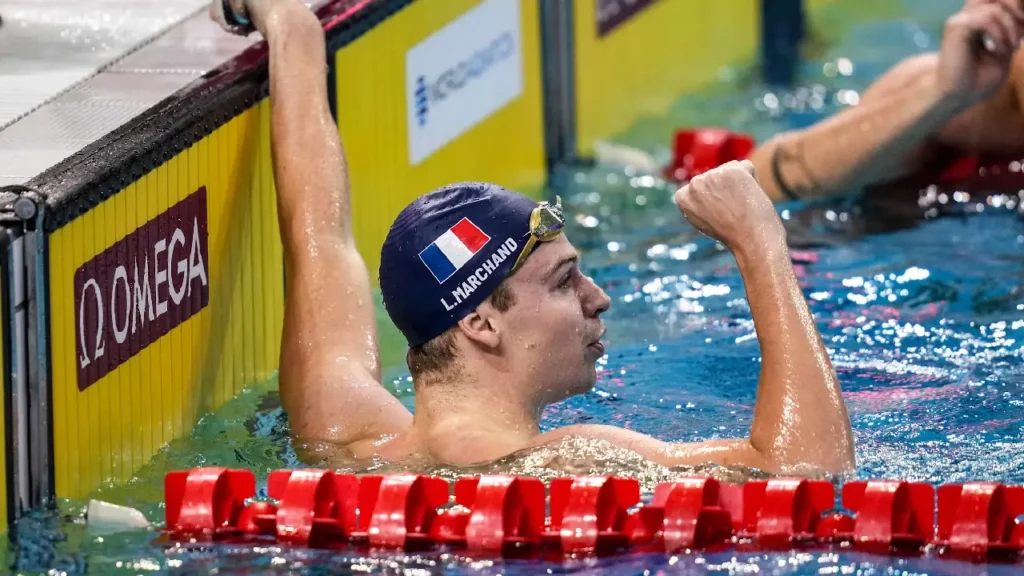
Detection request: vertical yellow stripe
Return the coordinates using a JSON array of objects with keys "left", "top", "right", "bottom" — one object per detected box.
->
[
  {"left": 238, "top": 110, "right": 257, "bottom": 394},
  {"left": 196, "top": 134, "right": 211, "bottom": 422},
  {"left": 214, "top": 123, "right": 229, "bottom": 412},
  {"left": 261, "top": 99, "right": 283, "bottom": 375},
  {"left": 113, "top": 184, "right": 130, "bottom": 484},
  {"left": 126, "top": 180, "right": 143, "bottom": 476},
  {"left": 156, "top": 160, "right": 172, "bottom": 447},
  {"left": 187, "top": 142, "right": 201, "bottom": 428},
  {"left": 230, "top": 115, "right": 247, "bottom": 401},
  {"left": 139, "top": 170, "right": 155, "bottom": 463},
  {"left": 50, "top": 226, "right": 68, "bottom": 498},
  {"left": 98, "top": 195, "right": 116, "bottom": 487},
  {"left": 167, "top": 153, "right": 184, "bottom": 439},
  {"left": 74, "top": 211, "right": 93, "bottom": 493},
  {"left": 249, "top": 107, "right": 266, "bottom": 383}
]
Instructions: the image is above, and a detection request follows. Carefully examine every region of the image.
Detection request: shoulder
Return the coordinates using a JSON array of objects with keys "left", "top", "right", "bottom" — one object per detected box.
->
[{"left": 530, "top": 424, "right": 665, "bottom": 453}]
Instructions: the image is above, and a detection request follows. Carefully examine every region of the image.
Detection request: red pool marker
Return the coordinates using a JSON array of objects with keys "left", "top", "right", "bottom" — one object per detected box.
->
[
  {"left": 159, "top": 468, "right": 1024, "bottom": 567},
  {"left": 665, "top": 128, "right": 755, "bottom": 183},
  {"left": 360, "top": 474, "right": 449, "bottom": 549},
  {"left": 840, "top": 480, "right": 934, "bottom": 554},
  {"left": 165, "top": 467, "right": 255, "bottom": 537},
  {"left": 266, "top": 469, "right": 359, "bottom": 547},
  {"left": 452, "top": 475, "right": 545, "bottom": 554},
  {"left": 235, "top": 501, "right": 278, "bottom": 536},
  {"left": 724, "top": 478, "right": 834, "bottom": 548},
  {"left": 547, "top": 476, "right": 640, "bottom": 555},
  {"left": 657, "top": 477, "right": 734, "bottom": 552},
  {"left": 937, "top": 482, "right": 1024, "bottom": 560}
]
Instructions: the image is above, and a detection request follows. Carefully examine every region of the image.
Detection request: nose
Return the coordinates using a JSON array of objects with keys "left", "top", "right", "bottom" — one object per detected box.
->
[{"left": 580, "top": 274, "right": 611, "bottom": 318}]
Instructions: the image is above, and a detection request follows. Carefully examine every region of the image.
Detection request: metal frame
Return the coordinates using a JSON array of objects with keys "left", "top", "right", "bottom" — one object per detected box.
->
[
  {"left": 0, "top": 223, "right": 16, "bottom": 525},
  {"left": 539, "top": 0, "right": 577, "bottom": 180},
  {"left": 8, "top": 230, "right": 28, "bottom": 517},
  {"left": 0, "top": 188, "right": 51, "bottom": 519},
  {"left": 26, "top": 209, "right": 52, "bottom": 508}
]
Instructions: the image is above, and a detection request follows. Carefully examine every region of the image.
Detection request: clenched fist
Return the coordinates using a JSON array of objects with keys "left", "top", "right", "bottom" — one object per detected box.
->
[{"left": 673, "top": 161, "right": 784, "bottom": 252}]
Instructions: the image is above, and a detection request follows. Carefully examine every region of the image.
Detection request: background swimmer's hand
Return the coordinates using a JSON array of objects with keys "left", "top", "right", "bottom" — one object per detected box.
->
[
  {"left": 673, "top": 160, "right": 784, "bottom": 254},
  {"left": 938, "top": 0, "right": 1024, "bottom": 106}
]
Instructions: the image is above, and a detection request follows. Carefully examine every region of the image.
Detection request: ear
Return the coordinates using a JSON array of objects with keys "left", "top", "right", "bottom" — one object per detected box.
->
[{"left": 456, "top": 306, "right": 502, "bottom": 350}]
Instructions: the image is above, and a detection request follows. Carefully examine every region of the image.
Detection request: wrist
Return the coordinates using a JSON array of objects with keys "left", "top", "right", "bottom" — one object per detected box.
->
[
  {"left": 731, "top": 226, "right": 789, "bottom": 269},
  {"left": 925, "top": 69, "right": 978, "bottom": 116},
  {"left": 252, "top": 0, "right": 316, "bottom": 38}
]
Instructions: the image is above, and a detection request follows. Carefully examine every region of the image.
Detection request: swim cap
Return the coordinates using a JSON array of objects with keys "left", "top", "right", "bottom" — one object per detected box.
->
[{"left": 380, "top": 182, "right": 538, "bottom": 348}]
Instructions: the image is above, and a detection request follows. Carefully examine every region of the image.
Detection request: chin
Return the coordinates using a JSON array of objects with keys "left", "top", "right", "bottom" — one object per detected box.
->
[
  {"left": 549, "top": 376, "right": 595, "bottom": 403},
  {"left": 572, "top": 372, "right": 598, "bottom": 396}
]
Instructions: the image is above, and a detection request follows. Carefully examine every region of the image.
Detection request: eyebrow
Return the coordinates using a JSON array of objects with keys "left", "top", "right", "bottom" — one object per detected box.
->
[{"left": 542, "top": 253, "right": 579, "bottom": 283}]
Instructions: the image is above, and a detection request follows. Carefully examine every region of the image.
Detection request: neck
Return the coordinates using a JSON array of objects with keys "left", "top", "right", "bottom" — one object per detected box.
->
[{"left": 412, "top": 366, "right": 543, "bottom": 461}]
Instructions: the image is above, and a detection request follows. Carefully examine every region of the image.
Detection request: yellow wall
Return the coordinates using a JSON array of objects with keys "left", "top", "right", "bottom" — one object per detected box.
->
[
  {"left": 335, "top": 0, "right": 547, "bottom": 277},
  {"left": 574, "top": 0, "right": 759, "bottom": 156},
  {"left": 48, "top": 100, "right": 284, "bottom": 500}
]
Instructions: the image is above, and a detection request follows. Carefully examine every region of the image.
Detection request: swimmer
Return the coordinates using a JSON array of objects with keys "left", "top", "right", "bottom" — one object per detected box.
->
[
  {"left": 749, "top": 0, "right": 1024, "bottom": 202},
  {"left": 211, "top": 0, "right": 854, "bottom": 476}
]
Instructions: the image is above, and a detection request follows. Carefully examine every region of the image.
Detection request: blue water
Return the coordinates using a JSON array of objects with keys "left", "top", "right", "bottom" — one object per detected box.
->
[{"left": 9, "top": 0, "right": 1024, "bottom": 573}]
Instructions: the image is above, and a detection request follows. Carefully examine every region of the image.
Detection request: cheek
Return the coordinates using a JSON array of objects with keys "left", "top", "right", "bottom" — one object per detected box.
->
[{"left": 540, "top": 293, "right": 587, "bottom": 341}]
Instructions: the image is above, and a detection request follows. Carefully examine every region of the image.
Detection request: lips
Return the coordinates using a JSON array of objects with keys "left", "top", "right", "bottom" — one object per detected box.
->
[{"left": 588, "top": 327, "right": 607, "bottom": 355}]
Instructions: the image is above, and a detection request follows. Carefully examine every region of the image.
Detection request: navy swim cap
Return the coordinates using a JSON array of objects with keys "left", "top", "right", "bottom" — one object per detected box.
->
[{"left": 380, "top": 182, "right": 539, "bottom": 348}]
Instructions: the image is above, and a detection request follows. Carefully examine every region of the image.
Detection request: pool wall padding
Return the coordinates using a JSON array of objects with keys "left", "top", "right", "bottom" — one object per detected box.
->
[
  {"left": 47, "top": 102, "right": 285, "bottom": 500},
  {"left": 9, "top": 0, "right": 817, "bottom": 508},
  {"left": 573, "top": 1, "right": 760, "bottom": 158}
]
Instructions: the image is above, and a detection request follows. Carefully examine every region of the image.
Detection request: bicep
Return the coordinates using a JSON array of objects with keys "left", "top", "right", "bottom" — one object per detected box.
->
[{"left": 279, "top": 239, "right": 412, "bottom": 444}]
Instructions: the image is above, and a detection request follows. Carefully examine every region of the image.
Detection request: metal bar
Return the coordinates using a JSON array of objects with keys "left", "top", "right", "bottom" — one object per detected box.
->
[
  {"left": 7, "top": 230, "right": 29, "bottom": 516},
  {"left": 25, "top": 214, "right": 52, "bottom": 507},
  {"left": 760, "top": 0, "right": 806, "bottom": 86},
  {"left": 540, "top": 0, "right": 578, "bottom": 183}
]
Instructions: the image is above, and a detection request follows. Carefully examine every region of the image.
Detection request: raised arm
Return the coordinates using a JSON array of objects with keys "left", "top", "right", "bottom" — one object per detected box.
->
[
  {"left": 748, "top": 0, "right": 1024, "bottom": 202},
  {"left": 668, "top": 162, "right": 855, "bottom": 475},
  {"left": 220, "top": 0, "right": 411, "bottom": 447},
  {"left": 540, "top": 161, "right": 854, "bottom": 476}
]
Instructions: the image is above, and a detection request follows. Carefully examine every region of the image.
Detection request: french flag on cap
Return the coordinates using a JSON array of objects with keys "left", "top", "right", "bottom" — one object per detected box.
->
[{"left": 419, "top": 218, "right": 491, "bottom": 283}]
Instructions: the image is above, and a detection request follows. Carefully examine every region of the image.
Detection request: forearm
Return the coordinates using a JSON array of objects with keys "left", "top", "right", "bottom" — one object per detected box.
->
[
  {"left": 750, "top": 71, "right": 965, "bottom": 201},
  {"left": 256, "top": 2, "right": 352, "bottom": 251},
  {"left": 736, "top": 236, "right": 854, "bottom": 474}
]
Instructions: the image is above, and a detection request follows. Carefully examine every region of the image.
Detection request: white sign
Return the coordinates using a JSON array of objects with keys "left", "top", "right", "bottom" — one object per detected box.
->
[{"left": 406, "top": 0, "right": 523, "bottom": 165}]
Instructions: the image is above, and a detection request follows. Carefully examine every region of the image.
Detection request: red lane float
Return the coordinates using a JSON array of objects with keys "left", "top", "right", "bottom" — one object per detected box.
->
[
  {"left": 664, "top": 128, "right": 755, "bottom": 183},
  {"left": 163, "top": 468, "right": 1024, "bottom": 564},
  {"left": 663, "top": 128, "right": 1024, "bottom": 200},
  {"left": 937, "top": 482, "right": 1024, "bottom": 560}
]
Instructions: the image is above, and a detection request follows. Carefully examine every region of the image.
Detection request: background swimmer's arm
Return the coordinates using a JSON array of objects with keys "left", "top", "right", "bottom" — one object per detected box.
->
[
  {"left": 748, "top": 0, "right": 1024, "bottom": 201},
  {"left": 748, "top": 62, "right": 968, "bottom": 202},
  {"left": 250, "top": 0, "right": 412, "bottom": 448}
]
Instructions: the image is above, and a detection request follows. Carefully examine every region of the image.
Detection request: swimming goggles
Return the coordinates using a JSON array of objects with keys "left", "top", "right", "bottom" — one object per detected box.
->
[{"left": 511, "top": 196, "right": 565, "bottom": 274}]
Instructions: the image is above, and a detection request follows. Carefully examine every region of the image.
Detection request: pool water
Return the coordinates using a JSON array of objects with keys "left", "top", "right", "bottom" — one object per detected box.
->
[{"left": 10, "top": 0, "right": 1024, "bottom": 573}]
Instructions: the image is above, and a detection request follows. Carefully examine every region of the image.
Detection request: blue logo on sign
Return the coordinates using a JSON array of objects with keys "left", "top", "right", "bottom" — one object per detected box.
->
[
  {"left": 412, "top": 31, "right": 515, "bottom": 127},
  {"left": 415, "top": 76, "right": 429, "bottom": 126}
]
